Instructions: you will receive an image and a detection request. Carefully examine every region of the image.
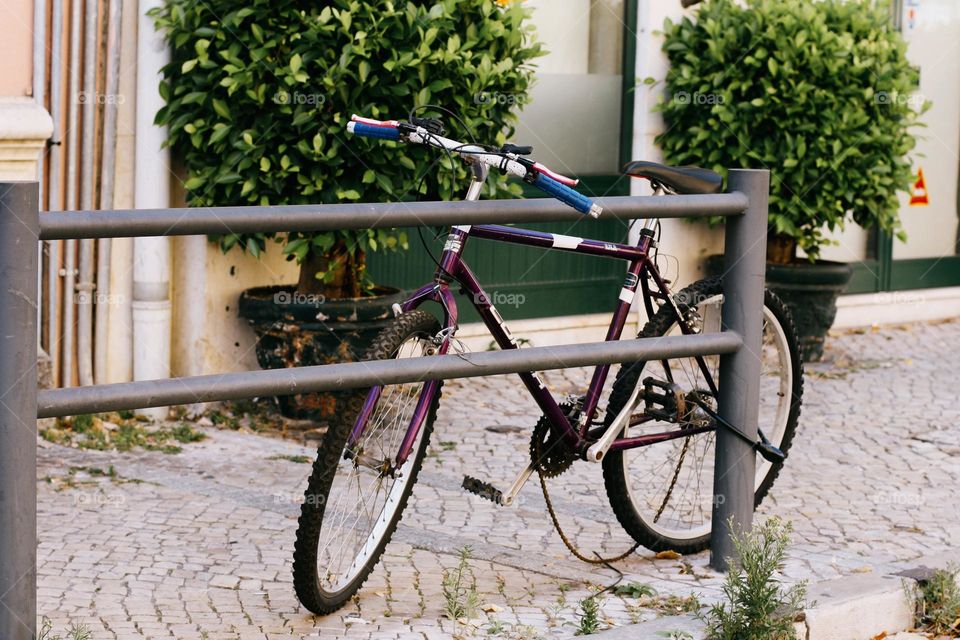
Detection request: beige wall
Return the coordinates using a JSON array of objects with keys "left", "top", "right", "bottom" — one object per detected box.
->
[{"left": 0, "top": 0, "right": 34, "bottom": 96}]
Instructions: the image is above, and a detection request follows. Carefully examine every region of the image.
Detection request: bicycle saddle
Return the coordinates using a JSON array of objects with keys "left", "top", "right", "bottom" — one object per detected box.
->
[{"left": 622, "top": 160, "right": 723, "bottom": 195}]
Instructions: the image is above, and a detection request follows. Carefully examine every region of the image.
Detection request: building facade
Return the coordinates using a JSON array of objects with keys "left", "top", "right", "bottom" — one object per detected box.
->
[{"left": 3, "top": 0, "right": 958, "bottom": 389}]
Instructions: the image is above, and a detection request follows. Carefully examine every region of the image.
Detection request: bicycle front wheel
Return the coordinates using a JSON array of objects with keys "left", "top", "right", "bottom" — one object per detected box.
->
[
  {"left": 293, "top": 310, "right": 442, "bottom": 614},
  {"left": 602, "top": 277, "right": 802, "bottom": 553}
]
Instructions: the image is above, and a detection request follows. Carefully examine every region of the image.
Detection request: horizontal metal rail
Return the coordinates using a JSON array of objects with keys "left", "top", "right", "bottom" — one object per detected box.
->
[
  {"left": 2, "top": 169, "right": 770, "bottom": 638},
  {"left": 39, "top": 192, "right": 748, "bottom": 240},
  {"left": 37, "top": 332, "right": 743, "bottom": 418}
]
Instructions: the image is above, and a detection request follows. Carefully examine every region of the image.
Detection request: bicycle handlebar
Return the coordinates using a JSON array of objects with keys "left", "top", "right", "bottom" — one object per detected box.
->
[
  {"left": 347, "top": 114, "right": 602, "bottom": 218},
  {"left": 347, "top": 121, "right": 400, "bottom": 141},
  {"left": 531, "top": 172, "right": 601, "bottom": 218}
]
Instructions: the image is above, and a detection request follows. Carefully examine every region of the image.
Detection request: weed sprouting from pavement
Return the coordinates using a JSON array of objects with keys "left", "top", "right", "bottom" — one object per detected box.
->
[
  {"left": 613, "top": 582, "right": 657, "bottom": 599},
  {"left": 574, "top": 594, "right": 602, "bottom": 635},
  {"left": 38, "top": 617, "right": 92, "bottom": 640},
  {"left": 442, "top": 546, "right": 479, "bottom": 621},
  {"left": 700, "top": 517, "right": 806, "bottom": 640},
  {"left": 266, "top": 454, "right": 311, "bottom": 464},
  {"left": 40, "top": 414, "right": 206, "bottom": 454},
  {"left": 910, "top": 565, "right": 960, "bottom": 635}
]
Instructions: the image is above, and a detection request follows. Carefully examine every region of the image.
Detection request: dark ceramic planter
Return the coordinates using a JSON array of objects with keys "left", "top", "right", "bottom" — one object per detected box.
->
[
  {"left": 705, "top": 256, "right": 853, "bottom": 362},
  {"left": 238, "top": 285, "right": 406, "bottom": 421}
]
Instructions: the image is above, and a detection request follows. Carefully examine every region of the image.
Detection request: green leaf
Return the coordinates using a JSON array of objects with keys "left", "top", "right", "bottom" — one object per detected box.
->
[
  {"left": 290, "top": 53, "right": 302, "bottom": 74},
  {"left": 212, "top": 99, "right": 232, "bottom": 120}
]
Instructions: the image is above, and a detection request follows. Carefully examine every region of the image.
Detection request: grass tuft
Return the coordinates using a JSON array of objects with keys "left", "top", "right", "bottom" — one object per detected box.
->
[
  {"left": 442, "top": 546, "right": 479, "bottom": 621},
  {"left": 911, "top": 564, "right": 960, "bottom": 635}
]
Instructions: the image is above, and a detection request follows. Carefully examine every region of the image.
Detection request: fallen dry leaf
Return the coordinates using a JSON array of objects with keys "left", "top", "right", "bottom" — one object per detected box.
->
[
  {"left": 655, "top": 550, "right": 682, "bottom": 560},
  {"left": 480, "top": 603, "right": 503, "bottom": 613}
]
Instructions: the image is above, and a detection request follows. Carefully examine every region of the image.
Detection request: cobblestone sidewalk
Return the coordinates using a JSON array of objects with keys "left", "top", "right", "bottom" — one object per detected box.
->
[{"left": 36, "top": 319, "right": 960, "bottom": 639}]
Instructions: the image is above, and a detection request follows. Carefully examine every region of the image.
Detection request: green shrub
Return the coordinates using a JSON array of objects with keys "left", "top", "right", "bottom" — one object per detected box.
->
[
  {"left": 911, "top": 565, "right": 960, "bottom": 635},
  {"left": 151, "top": 0, "right": 541, "bottom": 297},
  {"left": 701, "top": 517, "right": 806, "bottom": 640},
  {"left": 655, "top": 0, "right": 926, "bottom": 263}
]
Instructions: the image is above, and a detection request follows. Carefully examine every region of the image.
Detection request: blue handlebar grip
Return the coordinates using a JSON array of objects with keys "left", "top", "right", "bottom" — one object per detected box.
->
[
  {"left": 532, "top": 173, "right": 601, "bottom": 217},
  {"left": 348, "top": 121, "right": 400, "bottom": 141}
]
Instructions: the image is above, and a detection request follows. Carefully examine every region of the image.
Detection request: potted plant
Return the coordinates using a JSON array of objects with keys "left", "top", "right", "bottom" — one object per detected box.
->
[
  {"left": 152, "top": 0, "right": 542, "bottom": 419},
  {"left": 654, "top": 0, "right": 926, "bottom": 360}
]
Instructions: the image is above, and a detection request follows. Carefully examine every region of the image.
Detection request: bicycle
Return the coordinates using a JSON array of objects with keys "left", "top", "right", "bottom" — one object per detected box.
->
[{"left": 292, "top": 113, "right": 803, "bottom": 614}]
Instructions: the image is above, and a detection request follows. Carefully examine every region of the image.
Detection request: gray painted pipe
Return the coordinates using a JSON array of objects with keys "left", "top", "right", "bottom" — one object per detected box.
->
[
  {"left": 0, "top": 183, "right": 40, "bottom": 639},
  {"left": 62, "top": 0, "right": 85, "bottom": 387},
  {"left": 76, "top": 0, "right": 100, "bottom": 387},
  {"left": 45, "top": 0, "right": 64, "bottom": 384},
  {"left": 39, "top": 192, "right": 749, "bottom": 240},
  {"left": 37, "top": 332, "right": 743, "bottom": 418},
  {"left": 33, "top": 0, "right": 48, "bottom": 347},
  {"left": 709, "top": 169, "right": 770, "bottom": 571},
  {"left": 94, "top": 0, "right": 123, "bottom": 384}
]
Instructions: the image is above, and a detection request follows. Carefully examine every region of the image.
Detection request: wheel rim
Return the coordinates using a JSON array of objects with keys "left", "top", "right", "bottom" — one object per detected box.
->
[
  {"left": 313, "top": 332, "right": 433, "bottom": 594},
  {"left": 619, "top": 294, "right": 793, "bottom": 543}
]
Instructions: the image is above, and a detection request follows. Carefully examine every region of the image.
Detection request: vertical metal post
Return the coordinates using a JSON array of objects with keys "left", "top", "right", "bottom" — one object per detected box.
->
[
  {"left": 710, "top": 169, "right": 769, "bottom": 571},
  {"left": 0, "top": 183, "right": 40, "bottom": 639}
]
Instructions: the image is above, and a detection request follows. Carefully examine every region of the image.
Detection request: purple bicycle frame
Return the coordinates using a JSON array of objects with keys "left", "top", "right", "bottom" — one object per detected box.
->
[{"left": 348, "top": 221, "right": 714, "bottom": 466}]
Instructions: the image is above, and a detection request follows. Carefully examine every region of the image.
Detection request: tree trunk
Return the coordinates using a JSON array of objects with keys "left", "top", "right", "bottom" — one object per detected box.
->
[
  {"left": 767, "top": 233, "right": 797, "bottom": 265},
  {"left": 296, "top": 241, "right": 366, "bottom": 300}
]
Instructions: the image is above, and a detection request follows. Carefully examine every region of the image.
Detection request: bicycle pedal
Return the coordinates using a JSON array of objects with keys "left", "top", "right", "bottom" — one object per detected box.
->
[{"left": 461, "top": 475, "right": 504, "bottom": 506}]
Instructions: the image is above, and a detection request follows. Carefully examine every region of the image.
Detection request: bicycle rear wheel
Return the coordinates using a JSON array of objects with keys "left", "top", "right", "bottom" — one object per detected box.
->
[
  {"left": 292, "top": 310, "right": 442, "bottom": 614},
  {"left": 602, "top": 277, "right": 802, "bottom": 553}
]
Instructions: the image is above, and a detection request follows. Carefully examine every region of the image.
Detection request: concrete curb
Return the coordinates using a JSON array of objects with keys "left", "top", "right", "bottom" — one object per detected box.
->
[{"left": 595, "top": 552, "right": 960, "bottom": 640}]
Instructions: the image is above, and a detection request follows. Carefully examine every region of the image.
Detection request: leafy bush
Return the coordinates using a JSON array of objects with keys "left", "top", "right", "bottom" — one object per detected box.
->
[
  {"left": 655, "top": 0, "right": 926, "bottom": 263},
  {"left": 152, "top": 0, "right": 541, "bottom": 297},
  {"left": 700, "top": 517, "right": 806, "bottom": 640}
]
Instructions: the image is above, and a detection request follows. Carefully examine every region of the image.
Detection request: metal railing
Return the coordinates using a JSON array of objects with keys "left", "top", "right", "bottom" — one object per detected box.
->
[{"left": 0, "top": 169, "right": 769, "bottom": 639}]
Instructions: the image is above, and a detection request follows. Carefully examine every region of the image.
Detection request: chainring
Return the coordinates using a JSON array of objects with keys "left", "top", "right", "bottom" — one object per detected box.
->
[{"left": 529, "top": 402, "right": 579, "bottom": 478}]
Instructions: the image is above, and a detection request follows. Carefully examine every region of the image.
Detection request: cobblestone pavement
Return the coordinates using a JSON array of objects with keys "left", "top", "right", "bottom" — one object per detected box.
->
[{"left": 36, "top": 319, "right": 960, "bottom": 639}]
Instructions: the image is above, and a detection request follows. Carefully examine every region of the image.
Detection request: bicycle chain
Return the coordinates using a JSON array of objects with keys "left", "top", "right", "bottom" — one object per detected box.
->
[{"left": 530, "top": 408, "right": 640, "bottom": 565}]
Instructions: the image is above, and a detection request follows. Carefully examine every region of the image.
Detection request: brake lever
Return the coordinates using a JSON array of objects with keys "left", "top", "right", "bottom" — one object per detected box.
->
[
  {"left": 409, "top": 116, "right": 444, "bottom": 136},
  {"left": 501, "top": 143, "right": 533, "bottom": 156}
]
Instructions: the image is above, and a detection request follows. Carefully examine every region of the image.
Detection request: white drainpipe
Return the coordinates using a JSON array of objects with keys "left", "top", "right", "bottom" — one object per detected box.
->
[{"left": 134, "top": 0, "right": 172, "bottom": 419}]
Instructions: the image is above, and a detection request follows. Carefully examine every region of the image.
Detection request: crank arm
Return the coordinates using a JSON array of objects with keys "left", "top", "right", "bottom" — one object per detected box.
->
[
  {"left": 501, "top": 463, "right": 536, "bottom": 506},
  {"left": 462, "top": 463, "right": 536, "bottom": 507},
  {"left": 585, "top": 374, "right": 645, "bottom": 462}
]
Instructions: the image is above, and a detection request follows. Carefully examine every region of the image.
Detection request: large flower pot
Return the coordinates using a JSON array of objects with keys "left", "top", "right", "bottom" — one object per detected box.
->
[
  {"left": 705, "top": 256, "right": 852, "bottom": 362},
  {"left": 238, "top": 285, "right": 406, "bottom": 422}
]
